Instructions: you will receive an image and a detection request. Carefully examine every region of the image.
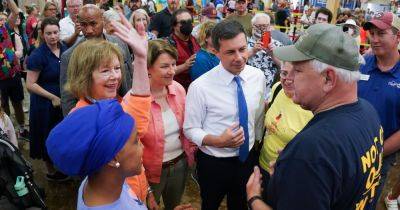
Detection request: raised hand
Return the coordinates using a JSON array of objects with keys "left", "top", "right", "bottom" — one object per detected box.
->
[
  {"left": 246, "top": 166, "right": 263, "bottom": 200},
  {"left": 111, "top": 12, "right": 147, "bottom": 59}
]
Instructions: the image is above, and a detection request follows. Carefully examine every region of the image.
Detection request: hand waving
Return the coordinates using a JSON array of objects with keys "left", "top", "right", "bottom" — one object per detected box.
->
[{"left": 110, "top": 12, "right": 148, "bottom": 59}]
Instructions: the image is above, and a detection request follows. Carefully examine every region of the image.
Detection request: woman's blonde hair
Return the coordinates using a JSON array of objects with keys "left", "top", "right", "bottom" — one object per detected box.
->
[
  {"left": 198, "top": 21, "right": 216, "bottom": 49},
  {"left": 25, "top": 4, "right": 38, "bottom": 15},
  {"left": 147, "top": 40, "right": 178, "bottom": 67},
  {"left": 42, "top": 2, "right": 58, "bottom": 17},
  {"left": 66, "top": 39, "right": 124, "bottom": 98},
  {"left": 130, "top": 9, "right": 150, "bottom": 29}
]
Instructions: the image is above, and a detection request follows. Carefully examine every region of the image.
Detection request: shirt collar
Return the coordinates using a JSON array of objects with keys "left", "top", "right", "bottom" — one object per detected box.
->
[
  {"left": 42, "top": 42, "right": 65, "bottom": 56},
  {"left": 390, "top": 61, "right": 400, "bottom": 78},
  {"left": 151, "top": 84, "right": 177, "bottom": 102},
  {"left": 366, "top": 56, "right": 400, "bottom": 78},
  {"left": 66, "top": 15, "right": 74, "bottom": 25},
  {"left": 218, "top": 64, "right": 249, "bottom": 86}
]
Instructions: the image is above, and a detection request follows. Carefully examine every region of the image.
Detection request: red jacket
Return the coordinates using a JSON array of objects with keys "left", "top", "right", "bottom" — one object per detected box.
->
[
  {"left": 141, "top": 81, "right": 197, "bottom": 183},
  {"left": 169, "top": 34, "right": 200, "bottom": 90}
]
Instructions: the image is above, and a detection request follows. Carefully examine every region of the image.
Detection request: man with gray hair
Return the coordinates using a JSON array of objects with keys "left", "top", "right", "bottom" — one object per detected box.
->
[
  {"left": 60, "top": 0, "right": 83, "bottom": 46},
  {"left": 246, "top": 23, "right": 383, "bottom": 210},
  {"left": 103, "top": 9, "right": 121, "bottom": 35},
  {"left": 247, "top": 13, "right": 283, "bottom": 90}
]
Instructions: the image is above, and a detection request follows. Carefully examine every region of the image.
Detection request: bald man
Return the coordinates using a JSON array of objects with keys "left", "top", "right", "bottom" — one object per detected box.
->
[{"left": 59, "top": 4, "right": 133, "bottom": 116}]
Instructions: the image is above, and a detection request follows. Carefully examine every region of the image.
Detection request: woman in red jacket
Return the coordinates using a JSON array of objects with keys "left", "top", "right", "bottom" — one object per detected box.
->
[{"left": 141, "top": 40, "right": 197, "bottom": 210}]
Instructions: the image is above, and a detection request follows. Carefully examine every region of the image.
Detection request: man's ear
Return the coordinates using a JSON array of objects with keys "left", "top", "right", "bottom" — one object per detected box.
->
[
  {"left": 396, "top": 29, "right": 400, "bottom": 44},
  {"left": 322, "top": 67, "right": 336, "bottom": 93}
]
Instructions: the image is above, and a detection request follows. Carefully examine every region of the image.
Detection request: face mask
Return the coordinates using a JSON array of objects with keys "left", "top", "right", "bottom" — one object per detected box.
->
[{"left": 180, "top": 21, "right": 193, "bottom": 36}]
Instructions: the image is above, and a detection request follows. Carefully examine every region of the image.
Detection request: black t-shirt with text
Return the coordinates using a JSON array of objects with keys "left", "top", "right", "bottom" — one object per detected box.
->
[{"left": 267, "top": 99, "right": 383, "bottom": 210}]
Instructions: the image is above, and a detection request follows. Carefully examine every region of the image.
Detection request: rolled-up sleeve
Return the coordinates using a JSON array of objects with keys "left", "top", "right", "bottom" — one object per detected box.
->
[
  {"left": 121, "top": 94, "right": 151, "bottom": 138},
  {"left": 183, "top": 83, "right": 208, "bottom": 147},
  {"left": 255, "top": 77, "right": 267, "bottom": 141}
]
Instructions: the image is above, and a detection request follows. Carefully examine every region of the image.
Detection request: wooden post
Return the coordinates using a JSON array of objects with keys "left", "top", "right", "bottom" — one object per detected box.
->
[{"left": 326, "top": 0, "right": 340, "bottom": 23}]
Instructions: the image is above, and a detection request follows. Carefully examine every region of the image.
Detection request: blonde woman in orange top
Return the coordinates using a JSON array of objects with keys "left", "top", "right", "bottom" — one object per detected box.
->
[{"left": 65, "top": 14, "right": 158, "bottom": 209}]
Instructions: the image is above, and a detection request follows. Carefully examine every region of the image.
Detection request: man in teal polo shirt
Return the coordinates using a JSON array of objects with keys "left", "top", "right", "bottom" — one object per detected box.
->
[{"left": 358, "top": 11, "right": 400, "bottom": 206}]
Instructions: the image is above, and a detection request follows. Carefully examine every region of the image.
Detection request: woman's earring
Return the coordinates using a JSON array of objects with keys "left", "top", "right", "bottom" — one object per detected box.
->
[
  {"left": 148, "top": 74, "right": 152, "bottom": 78},
  {"left": 115, "top": 162, "right": 120, "bottom": 168}
]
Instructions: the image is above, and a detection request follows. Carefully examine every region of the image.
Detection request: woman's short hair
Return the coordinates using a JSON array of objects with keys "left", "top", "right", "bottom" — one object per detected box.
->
[
  {"left": 42, "top": 2, "right": 58, "bottom": 16},
  {"left": 130, "top": 9, "right": 150, "bottom": 28},
  {"left": 66, "top": 39, "right": 124, "bottom": 98},
  {"left": 198, "top": 21, "right": 216, "bottom": 49},
  {"left": 103, "top": 9, "right": 121, "bottom": 22},
  {"left": 147, "top": 40, "right": 178, "bottom": 67},
  {"left": 114, "top": 2, "right": 124, "bottom": 11},
  {"left": 40, "top": 17, "right": 60, "bottom": 32},
  {"left": 25, "top": 4, "right": 38, "bottom": 15}
]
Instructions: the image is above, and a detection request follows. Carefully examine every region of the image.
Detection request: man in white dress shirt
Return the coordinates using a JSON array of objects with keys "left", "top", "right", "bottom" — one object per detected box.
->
[
  {"left": 184, "top": 20, "right": 266, "bottom": 210},
  {"left": 59, "top": 0, "right": 82, "bottom": 46}
]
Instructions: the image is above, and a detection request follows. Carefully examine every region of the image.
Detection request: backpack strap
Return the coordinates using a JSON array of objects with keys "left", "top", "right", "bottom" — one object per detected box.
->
[{"left": 269, "top": 83, "right": 282, "bottom": 107}]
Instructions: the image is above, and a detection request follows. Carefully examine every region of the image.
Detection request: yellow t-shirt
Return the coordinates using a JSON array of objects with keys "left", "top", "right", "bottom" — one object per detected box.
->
[{"left": 259, "top": 82, "right": 313, "bottom": 172}]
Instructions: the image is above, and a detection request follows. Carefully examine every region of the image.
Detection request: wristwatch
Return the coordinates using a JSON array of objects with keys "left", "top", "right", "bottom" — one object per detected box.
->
[{"left": 247, "top": 195, "right": 263, "bottom": 209}]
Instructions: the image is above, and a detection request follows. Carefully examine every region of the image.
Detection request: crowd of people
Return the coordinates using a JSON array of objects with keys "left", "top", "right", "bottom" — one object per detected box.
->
[{"left": 0, "top": 0, "right": 399, "bottom": 209}]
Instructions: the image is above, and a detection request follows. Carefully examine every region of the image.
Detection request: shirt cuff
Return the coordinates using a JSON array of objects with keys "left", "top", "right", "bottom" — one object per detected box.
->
[{"left": 186, "top": 128, "right": 208, "bottom": 147}]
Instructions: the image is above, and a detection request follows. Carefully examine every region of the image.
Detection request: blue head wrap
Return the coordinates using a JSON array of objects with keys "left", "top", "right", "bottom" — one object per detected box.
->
[{"left": 46, "top": 99, "right": 135, "bottom": 176}]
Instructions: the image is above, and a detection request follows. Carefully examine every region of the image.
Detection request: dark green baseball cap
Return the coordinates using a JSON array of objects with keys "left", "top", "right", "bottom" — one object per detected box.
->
[{"left": 273, "top": 23, "right": 360, "bottom": 71}]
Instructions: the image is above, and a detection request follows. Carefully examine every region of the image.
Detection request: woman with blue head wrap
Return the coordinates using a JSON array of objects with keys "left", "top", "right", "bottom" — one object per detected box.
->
[
  {"left": 64, "top": 10, "right": 156, "bottom": 207},
  {"left": 47, "top": 100, "right": 194, "bottom": 209},
  {"left": 47, "top": 99, "right": 146, "bottom": 209}
]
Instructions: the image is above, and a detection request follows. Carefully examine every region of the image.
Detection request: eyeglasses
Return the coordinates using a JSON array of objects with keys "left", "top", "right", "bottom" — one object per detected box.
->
[
  {"left": 135, "top": 17, "right": 147, "bottom": 23},
  {"left": 67, "top": 4, "right": 80, "bottom": 8},
  {"left": 98, "top": 67, "right": 121, "bottom": 78},
  {"left": 280, "top": 70, "right": 289, "bottom": 79},
  {"left": 317, "top": 17, "right": 328, "bottom": 22},
  {"left": 253, "top": 24, "right": 269, "bottom": 31}
]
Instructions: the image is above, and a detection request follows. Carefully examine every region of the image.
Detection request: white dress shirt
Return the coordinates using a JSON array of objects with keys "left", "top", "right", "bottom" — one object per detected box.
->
[
  {"left": 59, "top": 16, "right": 75, "bottom": 40},
  {"left": 184, "top": 63, "right": 266, "bottom": 157}
]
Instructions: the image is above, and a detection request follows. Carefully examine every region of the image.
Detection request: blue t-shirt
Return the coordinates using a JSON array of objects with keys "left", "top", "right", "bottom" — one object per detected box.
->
[
  {"left": 358, "top": 54, "right": 400, "bottom": 140},
  {"left": 267, "top": 99, "right": 383, "bottom": 210},
  {"left": 190, "top": 49, "right": 219, "bottom": 81},
  {"left": 77, "top": 178, "right": 147, "bottom": 210}
]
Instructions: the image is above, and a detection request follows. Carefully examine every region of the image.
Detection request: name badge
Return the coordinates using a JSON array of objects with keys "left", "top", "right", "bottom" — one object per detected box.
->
[{"left": 360, "top": 74, "right": 370, "bottom": 81}]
